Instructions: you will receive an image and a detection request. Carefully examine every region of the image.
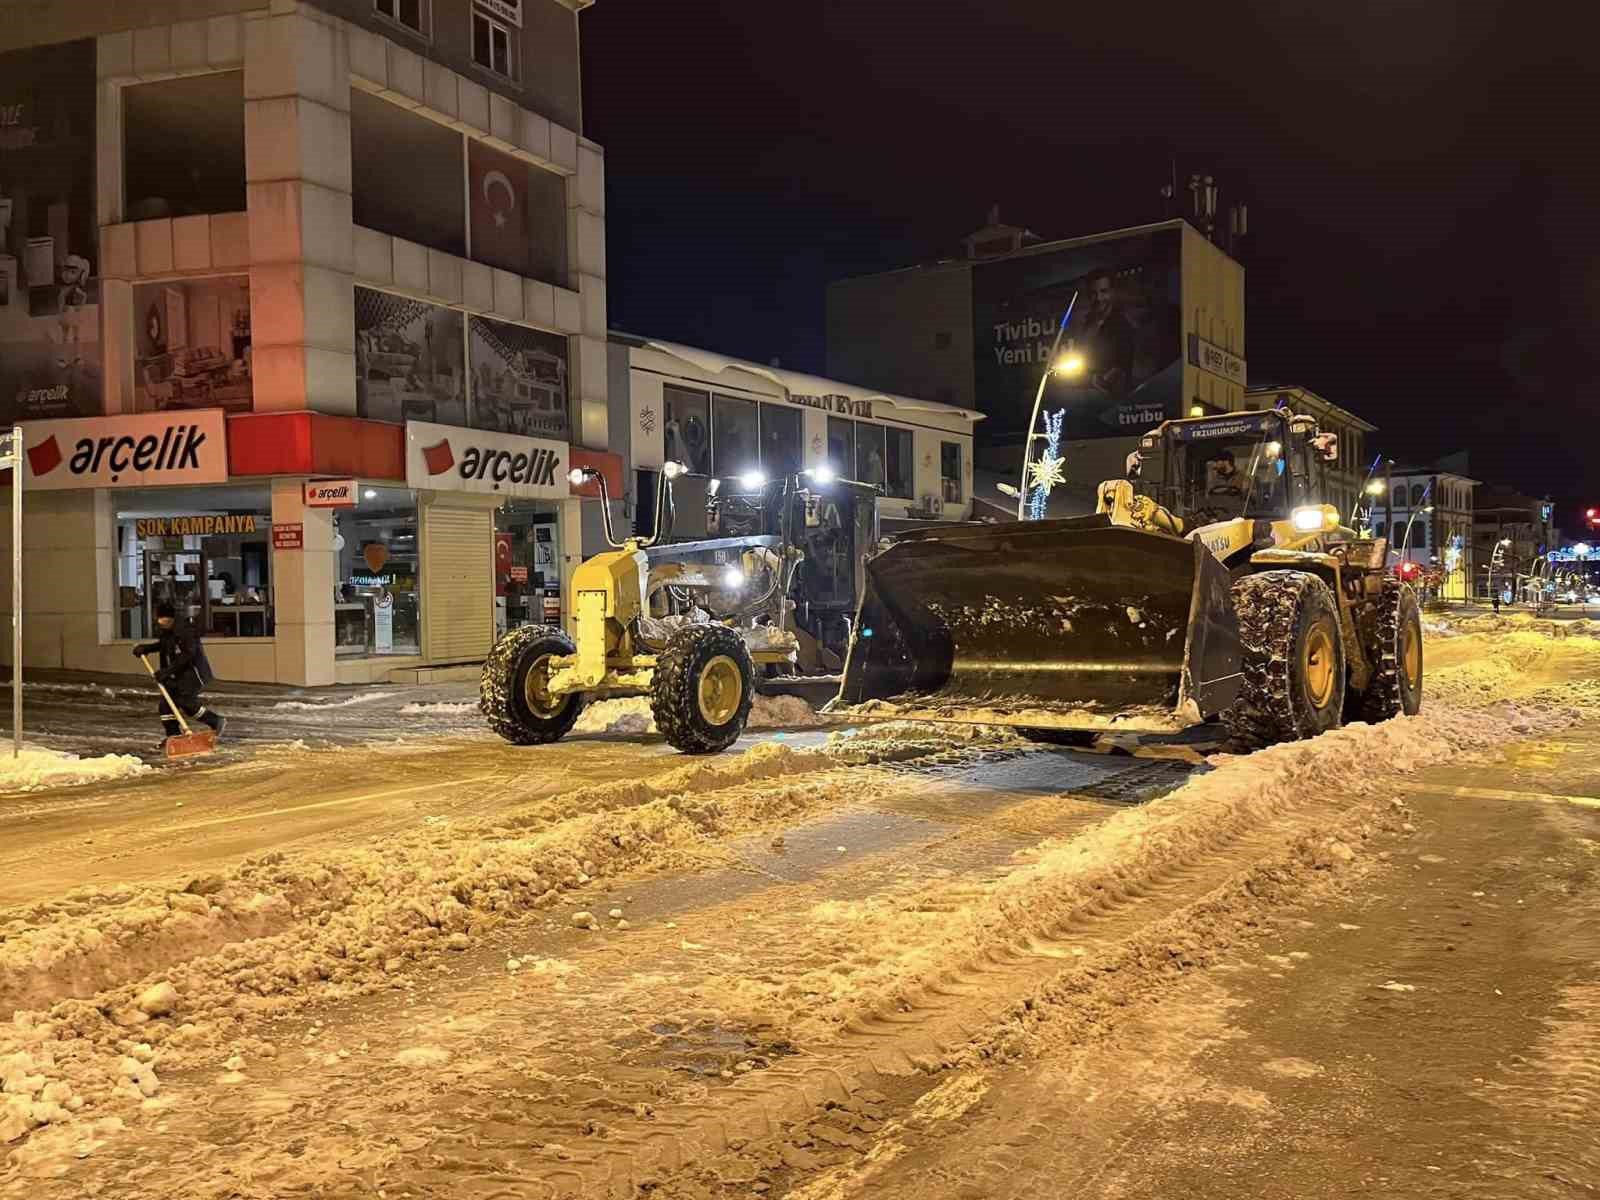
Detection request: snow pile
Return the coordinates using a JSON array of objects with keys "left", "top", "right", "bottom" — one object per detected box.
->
[
  {"left": 0, "top": 746, "right": 149, "bottom": 794},
  {"left": 573, "top": 693, "right": 823, "bottom": 736},
  {"left": 396, "top": 701, "right": 477, "bottom": 716},
  {"left": 713, "top": 699, "right": 1585, "bottom": 1040},
  {"left": 272, "top": 692, "right": 389, "bottom": 711}
]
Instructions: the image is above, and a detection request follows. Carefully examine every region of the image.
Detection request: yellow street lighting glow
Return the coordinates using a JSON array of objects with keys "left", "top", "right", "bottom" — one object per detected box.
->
[{"left": 1054, "top": 352, "right": 1085, "bottom": 375}]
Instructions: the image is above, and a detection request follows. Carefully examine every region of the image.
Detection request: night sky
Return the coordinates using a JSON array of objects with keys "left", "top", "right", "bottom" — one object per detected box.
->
[{"left": 582, "top": 2, "right": 1598, "bottom": 529}]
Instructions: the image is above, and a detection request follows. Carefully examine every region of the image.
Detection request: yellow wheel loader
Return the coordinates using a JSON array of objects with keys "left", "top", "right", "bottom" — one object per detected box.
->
[
  {"left": 480, "top": 467, "right": 808, "bottom": 754},
  {"left": 837, "top": 407, "right": 1423, "bottom": 748}
]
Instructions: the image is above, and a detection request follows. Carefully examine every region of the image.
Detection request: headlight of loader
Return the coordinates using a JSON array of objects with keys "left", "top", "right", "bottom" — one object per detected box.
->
[{"left": 1292, "top": 506, "right": 1330, "bottom": 532}]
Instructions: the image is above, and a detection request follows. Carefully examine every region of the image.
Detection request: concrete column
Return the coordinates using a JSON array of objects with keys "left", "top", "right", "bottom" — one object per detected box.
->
[
  {"left": 570, "top": 139, "right": 607, "bottom": 450},
  {"left": 558, "top": 498, "right": 583, "bottom": 640},
  {"left": 0, "top": 491, "right": 114, "bottom": 671},
  {"left": 271, "top": 477, "right": 336, "bottom": 686},
  {"left": 244, "top": 6, "right": 357, "bottom": 416}
]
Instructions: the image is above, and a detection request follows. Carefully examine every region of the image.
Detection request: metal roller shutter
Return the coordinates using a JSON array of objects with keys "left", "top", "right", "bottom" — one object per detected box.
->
[{"left": 423, "top": 504, "right": 493, "bottom": 661}]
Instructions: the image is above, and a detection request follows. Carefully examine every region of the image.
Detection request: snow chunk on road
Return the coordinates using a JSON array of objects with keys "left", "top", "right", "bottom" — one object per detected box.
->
[
  {"left": 272, "top": 692, "right": 389, "bottom": 711},
  {"left": 397, "top": 701, "right": 477, "bottom": 716},
  {"left": 574, "top": 693, "right": 822, "bottom": 736},
  {"left": 0, "top": 746, "right": 149, "bottom": 793},
  {"left": 393, "top": 1045, "right": 450, "bottom": 1068}
]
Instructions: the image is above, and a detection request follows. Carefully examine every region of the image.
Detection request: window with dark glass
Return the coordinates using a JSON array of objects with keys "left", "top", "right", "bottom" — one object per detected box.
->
[
  {"left": 759, "top": 403, "right": 802, "bottom": 479},
  {"left": 712, "top": 394, "right": 759, "bottom": 478},
  {"left": 1392, "top": 484, "right": 1406, "bottom": 508},
  {"left": 827, "top": 417, "right": 854, "bottom": 479},
  {"left": 1411, "top": 483, "right": 1426, "bottom": 506},
  {"left": 375, "top": 0, "right": 425, "bottom": 35},
  {"left": 351, "top": 89, "right": 465, "bottom": 257},
  {"left": 124, "top": 73, "right": 245, "bottom": 220},
  {"left": 856, "top": 423, "right": 886, "bottom": 489},
  {"left": 472, "top": 11, "right": 515, "bottom": 79},
  {"left": 663, "top": 385, "right": 711, "bottom": 475},
  {"left": 885, "top": 427, "right": 914, "bottom": 499},
  {"left": 940, "top": 441, "right": 963, "bottom": 503}
]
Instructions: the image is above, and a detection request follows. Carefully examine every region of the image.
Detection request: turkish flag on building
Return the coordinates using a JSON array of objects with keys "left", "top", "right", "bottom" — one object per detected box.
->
[{"left": 468, "top": 140, "right": 529, "bottom": 276}]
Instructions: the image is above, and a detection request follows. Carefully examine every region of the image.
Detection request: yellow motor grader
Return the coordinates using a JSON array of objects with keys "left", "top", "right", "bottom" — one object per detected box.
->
[
  {"left": 480, "top": 466, "right": 825, "bottom": 754},
  {"left": 837, "top": 407, "right": 1423, "bottom": 748}
]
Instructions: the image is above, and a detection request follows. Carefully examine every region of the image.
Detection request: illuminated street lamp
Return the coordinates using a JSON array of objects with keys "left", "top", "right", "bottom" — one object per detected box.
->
[{"left": 1053, "top": 352, "right": 1085, "bottom": 376}]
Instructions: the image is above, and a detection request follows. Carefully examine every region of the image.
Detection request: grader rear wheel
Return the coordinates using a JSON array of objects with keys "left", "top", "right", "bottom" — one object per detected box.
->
[
  {"left": 1223, "top": 571, "right": 1347, "bottom": 751},
  {"left": 651, "top": 624, "right": 754, "bottom": 755}
]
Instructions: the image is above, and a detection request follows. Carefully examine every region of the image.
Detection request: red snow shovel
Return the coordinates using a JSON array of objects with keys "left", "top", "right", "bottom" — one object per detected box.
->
[{"left": 140, "top": 655, "right": 217, "bottom": 759}]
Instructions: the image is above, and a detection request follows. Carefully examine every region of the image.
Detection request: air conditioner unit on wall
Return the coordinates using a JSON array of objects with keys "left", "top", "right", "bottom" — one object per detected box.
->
[{"left": 920, "top": 494, "right": 943, "bottom": 515}]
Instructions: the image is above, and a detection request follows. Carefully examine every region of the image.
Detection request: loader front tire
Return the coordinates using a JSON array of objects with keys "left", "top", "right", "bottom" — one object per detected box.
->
[
  {"left": 480, "top": 624, "right": 583, "bottom": 745},
  {"left": 1223, "top": 571, "right": 1346, "bottom": 751},
  {"left": 1359, "top": 578, "right": 1423, "bottom": 723},
  {"left": 652, "top": 624, "right": 754, "bottom": 754}
]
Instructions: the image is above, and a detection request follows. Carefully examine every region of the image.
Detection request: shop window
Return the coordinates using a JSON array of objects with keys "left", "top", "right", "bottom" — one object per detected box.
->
[
  {"left": 114, "top": 486, "right": 273, "bottom": 642},
  {"left": 856, "top": 423, "right": 886, "bottom": 489},
  {"left": 472, "top": 10, "right": 516, "bottom": 80},
  {"left": 885, "top": 427, "right": 914, "bottom": 499},
  {"left": 495, "top": 501, "right": 562, "bottom": 636},
  {"left": 941, "top": 441, "right": 963, "bottom": 503},
  {"left": 123, "top": 72, "right": 245, "bottom": 220},
  {"left": 712, "top": 394, "right": 759, "bottom": 479},
  {"left": 375, "top": 0, "right": 426, "bottom": 36},
  {"left": 468, "top": 314, "right": 569, "bottom": 440},
  {"left": 351, "top": 88, "right": 465, "bottom": 258},
  {"left": 133, "top": 275, "right": 253, "bottom": 414},
  {"left": 336, "top": 486, "right": 420, "bottom": 656},
  {"left": 827, "top": 417, "right": 854, "bottom": 479},
  {"left": 759, "top": 403, "right": 801, "bottom": 479},
  {"left": 355, "top": 287, "right": 465, "bottom": 424},
  {"left": 663, "top": 385, "right": 711, "bottom": 475},
  {"left": 469, "top": 140, "right": 568, "bottom": 287}
]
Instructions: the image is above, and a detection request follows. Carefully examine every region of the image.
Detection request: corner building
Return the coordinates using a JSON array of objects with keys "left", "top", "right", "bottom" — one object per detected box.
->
[{"left": 0, "top": 0, "right": 613, "bottom": 684}]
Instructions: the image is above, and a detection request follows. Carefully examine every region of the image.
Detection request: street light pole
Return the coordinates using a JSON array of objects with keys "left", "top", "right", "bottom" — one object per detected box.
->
[{"left": 1016, "top": 293, "right": 1079, "bottom": 521}]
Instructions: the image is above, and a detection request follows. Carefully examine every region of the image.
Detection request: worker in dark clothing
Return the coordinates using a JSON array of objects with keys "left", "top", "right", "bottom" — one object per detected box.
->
[{"left": 134, "top": 602, "right": 224, "bottom": 746}]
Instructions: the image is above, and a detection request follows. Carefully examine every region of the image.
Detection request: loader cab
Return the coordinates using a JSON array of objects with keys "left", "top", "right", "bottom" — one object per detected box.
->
[{"left": 1144, "top": 410, "right": 1327, "bottom": 527}]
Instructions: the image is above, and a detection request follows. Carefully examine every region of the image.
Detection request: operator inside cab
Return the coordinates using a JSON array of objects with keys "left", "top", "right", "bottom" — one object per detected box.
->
[{"left": 1205, "top": 449, "right": 1242, "bottom": 497}]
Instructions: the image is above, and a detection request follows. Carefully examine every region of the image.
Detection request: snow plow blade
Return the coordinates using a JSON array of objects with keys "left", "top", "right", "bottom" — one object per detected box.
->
[{"left": 837, "top": 516, "right": 1242, "bottom": 733}]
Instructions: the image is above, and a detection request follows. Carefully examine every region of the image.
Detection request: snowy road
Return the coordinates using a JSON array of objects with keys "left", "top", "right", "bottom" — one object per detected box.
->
[{"left": 1, "top": 621, "right": 1598, "bottom": 1197}]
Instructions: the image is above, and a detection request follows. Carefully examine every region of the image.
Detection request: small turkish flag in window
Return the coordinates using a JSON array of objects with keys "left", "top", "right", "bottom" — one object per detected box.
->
[
  {"left": 468, "top": 139, "right": 529, "bottom": 276},
  {"left": 421, "top": 439, "right": 455, "bottom": 476},
  {"left": 27, "top": 435, "right": 62, "bottom": 477}
]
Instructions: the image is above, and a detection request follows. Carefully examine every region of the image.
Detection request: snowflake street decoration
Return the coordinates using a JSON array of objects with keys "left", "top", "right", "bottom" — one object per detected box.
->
[
  {"left": 1026, "top": 409, "right": 1066, "bottom": 520},
  {"left": 638, "top": 406, "right": 657, "bottom": 435},
  {"left": 1028, "top": 454, "right": 1065, "bottom": 493}
]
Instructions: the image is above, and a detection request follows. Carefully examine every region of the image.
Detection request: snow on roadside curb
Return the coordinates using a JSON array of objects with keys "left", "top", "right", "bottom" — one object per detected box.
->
[
  {"left": 271, "top": 693, "right": 390, "bottom": 711},
  {"left": 574, "top": 693, "right": 824, "bottom": 735},
  {"left": 0, "top": 747, "right": 149, "bottom": 794},
  {"left": 396, "top": 701, "right": 478, "bottom": 716}
]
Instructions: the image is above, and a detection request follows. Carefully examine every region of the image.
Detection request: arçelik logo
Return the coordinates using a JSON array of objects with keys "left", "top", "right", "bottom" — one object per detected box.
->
[
  {"left": 27, "top": 435, "right": 62, "bottom": 477},
  {"left": 422, "top": 439, "right": 455, "bottom": 476}
]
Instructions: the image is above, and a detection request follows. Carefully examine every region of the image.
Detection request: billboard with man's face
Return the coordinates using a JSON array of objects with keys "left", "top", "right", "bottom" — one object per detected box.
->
[{"left": 972, "top": 227, "right": 1181, "bottom": 441}]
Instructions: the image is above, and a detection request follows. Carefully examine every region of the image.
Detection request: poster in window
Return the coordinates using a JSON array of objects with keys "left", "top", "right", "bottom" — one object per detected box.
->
[
  {"left": 468, "top": 314, "right": 569, "bottom": 440},
  {"left": 0, "top": 40, "right": 102, "bottom": 422},
  {"left": 132, "top": 275, "right": 253, "bottom": 413},
  {"left": 354, "top": 286, "right": 466, "bottom": 424}
]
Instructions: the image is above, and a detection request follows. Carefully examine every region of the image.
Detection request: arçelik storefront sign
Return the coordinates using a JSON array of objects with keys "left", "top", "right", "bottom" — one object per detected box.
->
[
  {"left": 21, "top": 410, "right": 228, "bottom": 490},
  {"left": 404, "top": 420, "right": 567, "bottom": 500}
]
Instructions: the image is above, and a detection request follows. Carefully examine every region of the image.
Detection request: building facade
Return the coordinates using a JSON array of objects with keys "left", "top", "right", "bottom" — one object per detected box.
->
[
  {"left": 612, "top": 336, "right": 980, "bottom": 526},
  {"left": 0, "top": 0, "right": 610, "bottom": 685},
  {"left": 1472, "top": 487, "right": 1554, "bottom": 601},
  {"left": 826, "top": 219, "right": 1246, "bottom": 501},
  {"left": 1383, "top": 468, "right": 1478, "bottom": 600}
]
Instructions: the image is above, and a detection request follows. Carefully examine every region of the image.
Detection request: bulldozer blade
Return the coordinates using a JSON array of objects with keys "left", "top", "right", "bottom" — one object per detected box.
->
[
  {"left": 837, "top": 516, "right": 1241, "bottom": 733},
  {"left": 164, "top": 730, "right": 218, "bottom": 759}
]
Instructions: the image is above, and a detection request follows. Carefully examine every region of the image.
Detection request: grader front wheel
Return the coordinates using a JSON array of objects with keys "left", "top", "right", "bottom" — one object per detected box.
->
[{"left": 480, "top": 624, "right": 585, "bottom": 745}]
